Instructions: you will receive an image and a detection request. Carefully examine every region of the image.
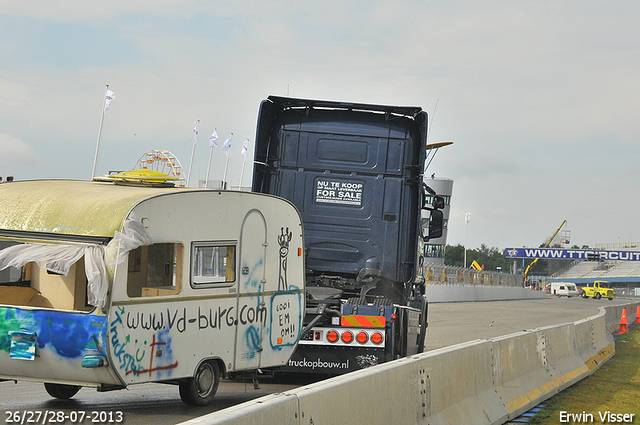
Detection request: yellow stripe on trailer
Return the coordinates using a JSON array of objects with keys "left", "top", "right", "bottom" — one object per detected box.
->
[{"left": 340, "top": 315, "right": 386, "bottom": 328}]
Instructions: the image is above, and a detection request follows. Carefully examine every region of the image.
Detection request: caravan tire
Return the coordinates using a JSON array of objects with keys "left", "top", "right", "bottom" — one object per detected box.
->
[
  {"left": 44, "top": 383, "right": 81, "bottom": 399},
  {"left": 179, "top": 361, "right": 220, "bottom": 406}
]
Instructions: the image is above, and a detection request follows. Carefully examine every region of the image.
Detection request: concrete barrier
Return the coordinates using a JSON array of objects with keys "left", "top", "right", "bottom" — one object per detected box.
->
[
  {"left": 181, "top": 302, "right": 638, "bottom": 425},
  {"left": 425, "top": 284, "right": 547, "bottom": 303}
]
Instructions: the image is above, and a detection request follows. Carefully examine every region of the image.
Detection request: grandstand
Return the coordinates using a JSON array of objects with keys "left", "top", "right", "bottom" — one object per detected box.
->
[{"left": 550, "top": 260, "right": 640, "bottom": 294}]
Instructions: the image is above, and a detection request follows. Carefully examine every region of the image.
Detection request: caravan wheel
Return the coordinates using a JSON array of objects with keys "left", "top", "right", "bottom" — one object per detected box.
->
[
  {"left": 44, "top": 383, "right": 81, "bottom": 399},
  {"left": 179, "top": 361, "right": 220, "bottom": 406}
]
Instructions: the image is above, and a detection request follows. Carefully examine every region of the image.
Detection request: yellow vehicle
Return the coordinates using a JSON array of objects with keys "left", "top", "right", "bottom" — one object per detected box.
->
[{"left": 580, "top": 281, "right": 615, "bottom": 300}]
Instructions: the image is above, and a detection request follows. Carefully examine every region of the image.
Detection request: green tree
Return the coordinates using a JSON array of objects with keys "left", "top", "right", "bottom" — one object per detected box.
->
[
  {"left": 444, "top": 244, "right": 514, "bottom": 271},
  {"left": 444, "top": 244, "right": 465, "bottom": 266}
]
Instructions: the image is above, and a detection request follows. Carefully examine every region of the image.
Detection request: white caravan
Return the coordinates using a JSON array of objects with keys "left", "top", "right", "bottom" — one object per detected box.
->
[
  {"left": 550, "top": 282, "right": 579, "bottom": 298},
  {"left": 0, "top": 179, "right": 305, "bottom": 405}
]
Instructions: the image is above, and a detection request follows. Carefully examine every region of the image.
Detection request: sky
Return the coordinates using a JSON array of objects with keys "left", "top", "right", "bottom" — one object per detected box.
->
[{"left": 1, "top": 1, "right": 639, "bottom": 251}]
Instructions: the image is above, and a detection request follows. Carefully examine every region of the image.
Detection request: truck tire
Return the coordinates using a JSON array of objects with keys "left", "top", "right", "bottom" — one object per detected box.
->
[
  {"left": 347, "top": 297, "right": 366, "bottom": 306},
  {"left": 44, "top": 383, "right": 81, "bottom": 399},
  {"left": 179, "top": 361, "right": 220, "bottom": 406},
  {"left": 595, "top": 293, "right": 602, "bottom": 300},
  {"left": 372, "top": 298, "right": 394, "bottom": 307},
  {"left": 580, "top": 290, "right": 587, "bottom": 298}
]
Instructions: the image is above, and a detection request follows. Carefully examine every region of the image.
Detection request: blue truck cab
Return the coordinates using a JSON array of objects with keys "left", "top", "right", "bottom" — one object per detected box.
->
[{"left": 252, "top": 96, "right": 445, "bottom": 373}]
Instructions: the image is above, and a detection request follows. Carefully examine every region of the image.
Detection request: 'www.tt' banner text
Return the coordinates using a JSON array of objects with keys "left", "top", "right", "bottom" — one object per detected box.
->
[{"left": 505, "top": 248, "right": 640, "bottom": 261}]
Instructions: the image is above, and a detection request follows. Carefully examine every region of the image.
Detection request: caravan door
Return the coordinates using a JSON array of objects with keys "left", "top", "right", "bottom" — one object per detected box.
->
[{"left": 234, "top": 210, "right": 267, "bottom": 370}]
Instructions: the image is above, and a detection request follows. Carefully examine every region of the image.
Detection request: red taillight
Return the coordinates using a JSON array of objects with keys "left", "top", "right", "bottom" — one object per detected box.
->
[
  {"left": 391, "top": 314, "right": 397, "bottom": 320},
  {"left": 341, "top": 331, "right": 354, "bottom": 343},
  {"left": 371, "top": 332, "right": 383, "bottom": 345},
  {"left": 327, "top": 330, "right": 339, "bottom": 343},
  {"left": 356, "top": 332, "right": 368, "bottom": 344}
]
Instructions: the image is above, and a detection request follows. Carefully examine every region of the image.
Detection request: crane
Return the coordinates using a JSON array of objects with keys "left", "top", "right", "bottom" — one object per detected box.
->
[{"left": 524, "top": 220, "right": 569, "bottom": 284}]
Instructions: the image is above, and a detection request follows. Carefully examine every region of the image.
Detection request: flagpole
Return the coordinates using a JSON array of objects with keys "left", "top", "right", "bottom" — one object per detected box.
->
[
  {"left": 464, "top": 222, "right": 468, "bottom": 268},
  {"left": 239, "top": 139, "right": 249, "bottom": 189},
  {"left": 205, "top": 128, "right": 220, "bottom": 189},
  {"left": 222, "top": 156, "right": 230, "bottom": 189},
  {"left": 239, "top": 156, "right": 246, "bottom": 188},
  {"left": 222, "top": 133, "right": 232, "bottom": 189},
  {"left": 91, "top": 85, "right": 109, "bottom": 180},
  {"left": 464, "top": 212, "right": 470, "bottom": 269},
  {"left": 186, "top": 120, "right": 199, "bottom": 187},
  {"left": 205, "top": 147, "right": 213, "bottom": 189},
  {"left": 205, "top": 127, "right": 217, "bottom": 189}
]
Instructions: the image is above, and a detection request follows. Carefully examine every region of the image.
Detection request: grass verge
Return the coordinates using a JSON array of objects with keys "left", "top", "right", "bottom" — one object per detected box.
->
[{"left": 531, "top": 324, "right": 640, "bottom": 424}]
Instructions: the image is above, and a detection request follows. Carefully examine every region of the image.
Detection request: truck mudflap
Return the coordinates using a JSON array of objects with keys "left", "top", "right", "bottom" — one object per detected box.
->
[
  {"left": 0, "top": 306, "right": 121, "bottom": 386},
  {"left": 282, "top": 345, "right": 386, "bottom": 374}
]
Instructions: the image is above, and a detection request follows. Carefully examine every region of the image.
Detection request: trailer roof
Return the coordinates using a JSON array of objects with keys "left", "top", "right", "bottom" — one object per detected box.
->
[
  {"left": 267, "top": 95, "right": 423, "bottom": 118},
  {"left": 0, "top": 180, "right": 191, "bottom": 241}
]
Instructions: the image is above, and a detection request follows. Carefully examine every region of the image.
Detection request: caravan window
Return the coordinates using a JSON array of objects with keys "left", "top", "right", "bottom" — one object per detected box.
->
[
  {"left": 127, "top": 242, "right": 183, "bottom": 298},
  {"left": 192, "top": 243, "right": 236, "bottom": 286}
]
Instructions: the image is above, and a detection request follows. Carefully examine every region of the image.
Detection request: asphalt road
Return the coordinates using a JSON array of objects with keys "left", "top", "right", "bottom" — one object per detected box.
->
[
  {"left": 424, "top": 294, "right": 616, "bottom": 351},
  {"left": 1, "top": 296, "right": 627, "bottom": 425}
]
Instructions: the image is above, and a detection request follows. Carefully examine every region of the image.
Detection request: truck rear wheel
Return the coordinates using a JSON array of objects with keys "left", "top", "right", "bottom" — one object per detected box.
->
[
  {"left": 347, "top": 297, "right": 366, "bottom": 306},
  {"left": 595, "top": 293, "right": 602, "bottom": 300},
  {"left": 44, "top": 383, "right": 81, "bottom": 399},
  {"left": 179, "top": 361, "right": 220, "bottom": 406},
  {"left": 372, "top": 298, "right": 394, "bottom": 307}
]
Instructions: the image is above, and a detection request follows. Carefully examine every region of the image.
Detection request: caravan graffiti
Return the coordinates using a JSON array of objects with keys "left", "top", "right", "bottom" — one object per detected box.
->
[
  {"left": 122, "top": 304, "right": 268, "bottom": 334},
  {"left": 0, "top": 307, "right": 107, "bottom": 360},
  {"left": 110, "top": 308, "right": 177, "bottom": 378},
  {"left": 270, "top": 289, "right": 301, "bottom": 348}
]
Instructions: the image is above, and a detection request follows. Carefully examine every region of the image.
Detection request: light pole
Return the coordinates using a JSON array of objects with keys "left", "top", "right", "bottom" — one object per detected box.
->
[{"left": 464, "top": 212, "right": 471, "bottom": 268}]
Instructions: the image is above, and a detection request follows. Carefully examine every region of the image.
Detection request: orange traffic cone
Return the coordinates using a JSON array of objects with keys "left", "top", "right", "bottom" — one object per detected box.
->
[
  {"left": 635, "top": 306, "right": 640, "bottom": 325},
  {"left": 619, "top": 308, "right": 628, "bottom": 334}
]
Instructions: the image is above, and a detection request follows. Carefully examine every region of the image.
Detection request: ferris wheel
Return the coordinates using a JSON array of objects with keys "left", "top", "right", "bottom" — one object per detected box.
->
[{"left": 134, "top": 150, "right": 186, "bottom": 187}]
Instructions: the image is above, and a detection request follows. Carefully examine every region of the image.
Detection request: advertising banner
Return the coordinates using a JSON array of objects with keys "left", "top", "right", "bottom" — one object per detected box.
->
[{"left": 505, "top": 247, "right": 640, "bottom": 261}]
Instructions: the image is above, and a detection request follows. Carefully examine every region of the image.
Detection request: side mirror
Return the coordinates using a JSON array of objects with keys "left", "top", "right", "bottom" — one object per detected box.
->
[
  {"left": 426, "top": 209, "right": 443, "bottom": 240},
  {"left": 422, "top": 183, "right": 445, "bottom": 210},
  {"left": 432, "top": 195, "right": 445, "bottom": 210}
]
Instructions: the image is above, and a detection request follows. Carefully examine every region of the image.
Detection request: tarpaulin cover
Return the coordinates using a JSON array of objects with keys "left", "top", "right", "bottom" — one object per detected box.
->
[{"left": 0, "top": 213, "right": 152, "bottom": 308}]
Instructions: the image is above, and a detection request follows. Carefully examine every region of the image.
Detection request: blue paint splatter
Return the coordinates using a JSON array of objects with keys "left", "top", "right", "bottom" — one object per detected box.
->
[
  {"left": 242, "top": 258, "right": 264, "bottom": 289},
  {"left": 245, "top": 325, "right": 262, "bottom": 351},
  {"left": 0, "top": 307, "right": 107, "bottom": 359}
]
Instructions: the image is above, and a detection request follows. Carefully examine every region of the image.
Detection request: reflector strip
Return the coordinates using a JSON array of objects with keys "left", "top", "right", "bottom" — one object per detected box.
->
[{"left": 340, "top": 315, "right": 386, "bottom": 328}]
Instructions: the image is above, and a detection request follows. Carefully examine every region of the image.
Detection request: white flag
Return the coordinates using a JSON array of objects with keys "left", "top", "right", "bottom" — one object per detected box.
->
[
  {"left": 209, "top": 129, "right": 219, "bottom": 148},
  {"left": 222, "top": 134, "right": 233, "bottom": 157},
  {"left": 465, "top": 212, "right": 471, "bottom": 224},
  {"left": 192, "top": 121, "right": 199, "bottom": 144},
  {"left": 104, "top": 89, "right": 115, "bottom": 111},
  {"left": 241, "top": 139, "right": 249, "bottom": 159}
]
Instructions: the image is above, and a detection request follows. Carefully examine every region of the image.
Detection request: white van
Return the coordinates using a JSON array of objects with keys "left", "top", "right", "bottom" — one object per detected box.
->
[
  {"left": 550, "top": 282, "right": 579, "bottom": 298},
  {"left": 0, "top": 179, "right": 305, "bottom": 405}
]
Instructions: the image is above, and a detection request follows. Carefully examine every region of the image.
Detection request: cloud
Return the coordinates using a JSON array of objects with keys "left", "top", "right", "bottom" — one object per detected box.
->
[
  {"left": 1, "top": 1, "right": 639, "bottom": 248},
  {"left": 0, "top": 133, "right": 38, "bottom": 168}
]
